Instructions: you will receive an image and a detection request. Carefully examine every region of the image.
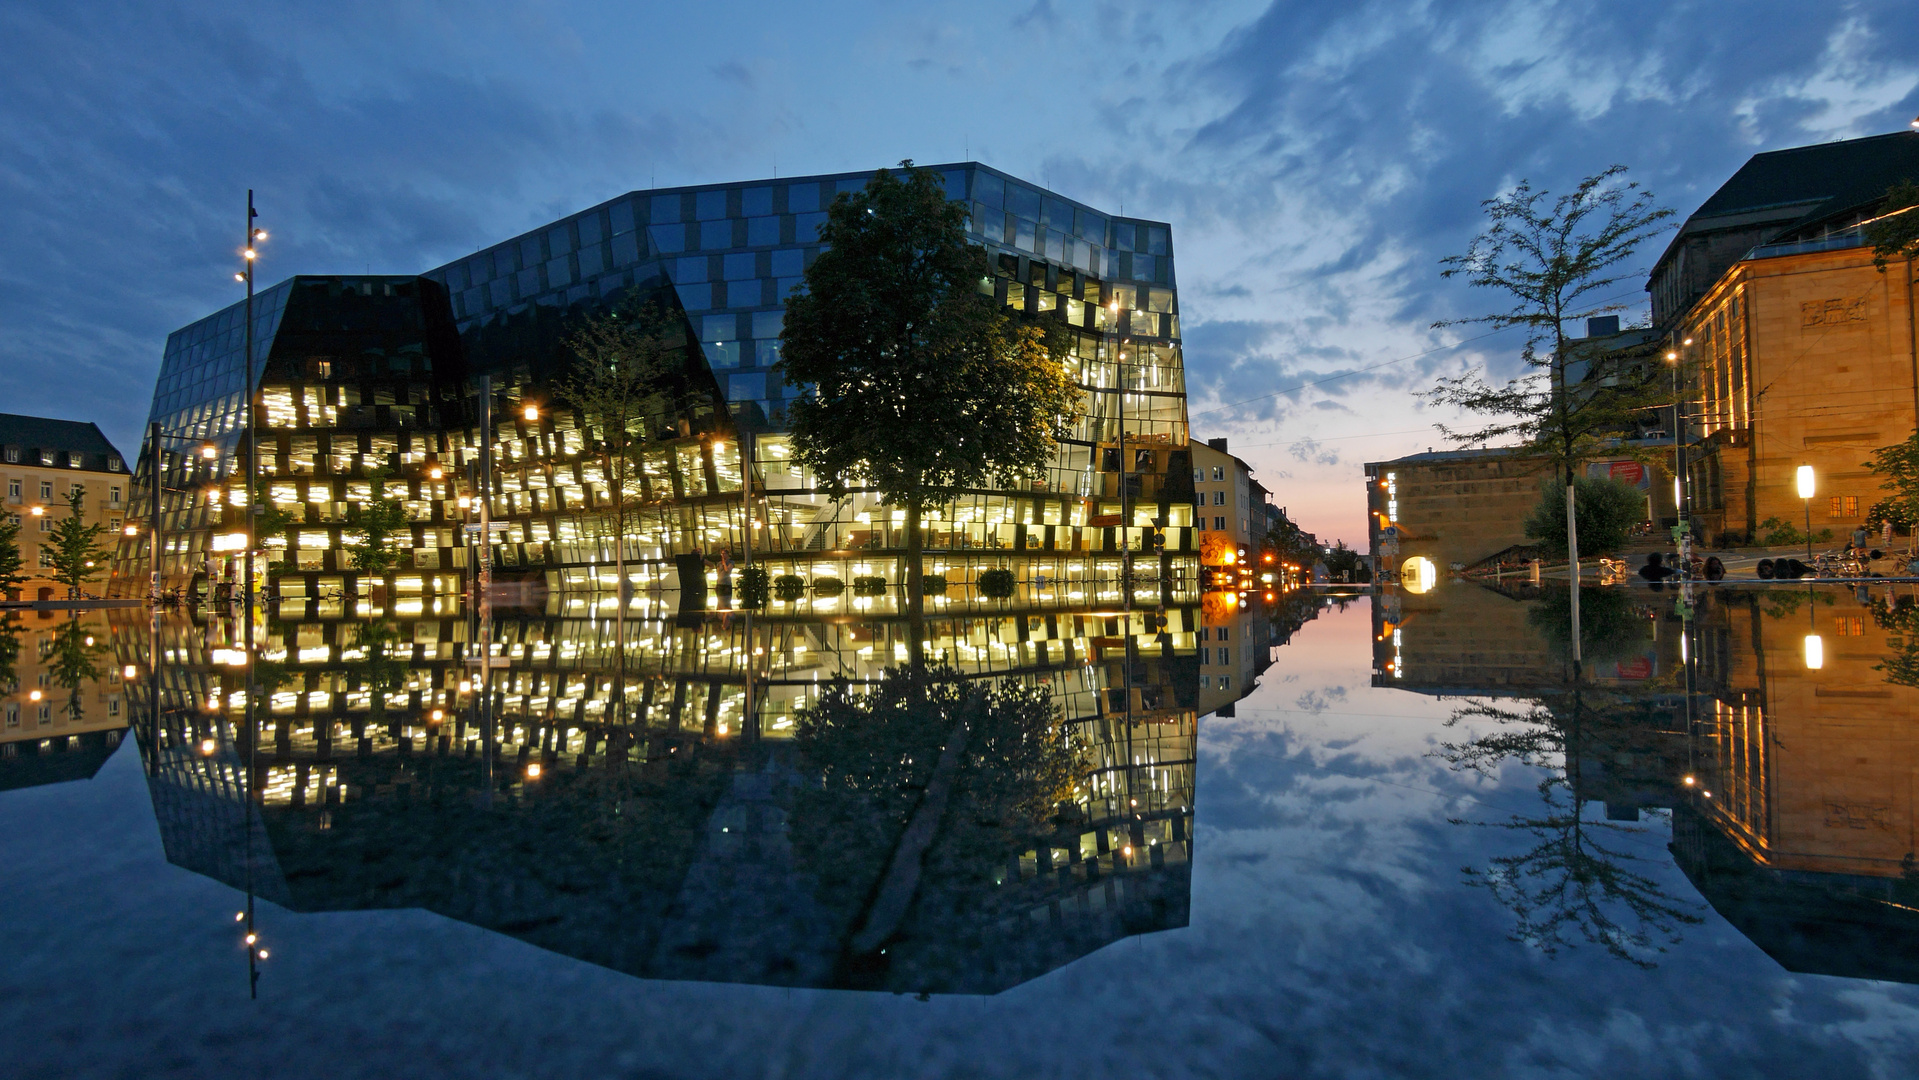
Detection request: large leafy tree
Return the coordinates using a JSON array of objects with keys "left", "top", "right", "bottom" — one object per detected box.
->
[
  {"left": 1424, "top": 167, "right": 1674, "bottom": 584},
  {"left": 47, "top": 487, "right": 108, "bottom": 596},
  {"left": 780, "top": 161, "right": 1078, "bottom": 617}
]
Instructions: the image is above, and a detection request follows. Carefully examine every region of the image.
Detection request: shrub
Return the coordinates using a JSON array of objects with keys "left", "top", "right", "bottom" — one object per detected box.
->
[
  {"left": 853, "top": 575, "right": 889, "bottom": 596},
  {"left": 921, "top": 573, "right": 948, "bottom": 596},
  {"left": 978, "top": 568, "right": 1017, "bottom": 599},
  {"left": 812, "top": 576, "right": 845, "bottom": 597},
  {"left": 1759, "top": 516, "right": 1834, "bottom": 547},
  {"left": 773, "top": 574, "right": 807, "bottom": 602},
  {"left": 1523, "top": 477, "right": 1645, "bottom": 556},
  {"left": 739, "top": 566, "right": 769, "bottom": 609}
]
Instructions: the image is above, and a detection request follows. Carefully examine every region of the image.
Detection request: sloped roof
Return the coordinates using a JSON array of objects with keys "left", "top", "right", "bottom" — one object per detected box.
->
[
  {"left": 1690, "top": 130, "right": 1919, "bottom": 226},
  {"left": 0, "top": 412, "right": 127, "bottom": 473}
]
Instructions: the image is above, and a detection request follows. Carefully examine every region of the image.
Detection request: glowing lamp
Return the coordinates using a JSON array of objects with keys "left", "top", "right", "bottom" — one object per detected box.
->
[
  {"left": 522, "top": 404, "right": 539, "bottom": 422},
  {"left": 1401, "top": 555, "right": 1437, "bottom": 594},
  {"left": 1796, "top": 465, "right": 1815, "bottom": 499},
  {"left": 1804, "top": 634, "right": 1824, "bottom": 670}
]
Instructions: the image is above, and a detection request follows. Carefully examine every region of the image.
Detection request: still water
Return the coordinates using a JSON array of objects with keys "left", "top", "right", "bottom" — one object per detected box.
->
[{"left": 4, "top": 583, "right": 1918, "bottom": 1078}]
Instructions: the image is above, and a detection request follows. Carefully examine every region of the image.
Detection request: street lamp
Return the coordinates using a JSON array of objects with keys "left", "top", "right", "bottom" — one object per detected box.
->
[{"left": 1797, "top": 465, "right": 1816, "bottom": 566}]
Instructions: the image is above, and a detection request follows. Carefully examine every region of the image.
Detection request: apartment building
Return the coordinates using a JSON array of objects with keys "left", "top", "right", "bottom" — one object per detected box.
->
[{"left": 0, "top": 414, "right": 132, "bottom": 600}]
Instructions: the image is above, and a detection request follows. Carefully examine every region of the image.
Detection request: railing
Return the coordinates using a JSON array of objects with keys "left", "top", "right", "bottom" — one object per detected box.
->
[{"left": 1746, "top": 232, "right": 1864, "bottom": 261}]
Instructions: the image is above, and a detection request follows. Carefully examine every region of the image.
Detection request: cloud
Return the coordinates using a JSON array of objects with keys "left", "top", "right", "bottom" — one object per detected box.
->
[{"left": 1289, "top": 437, "right": 1342, "bottom": 467}]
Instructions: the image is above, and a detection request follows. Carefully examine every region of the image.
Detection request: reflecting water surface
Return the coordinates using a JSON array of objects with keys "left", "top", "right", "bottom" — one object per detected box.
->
[{"left": 4, "top": 584, "right": 1919, "bottom": 1077}]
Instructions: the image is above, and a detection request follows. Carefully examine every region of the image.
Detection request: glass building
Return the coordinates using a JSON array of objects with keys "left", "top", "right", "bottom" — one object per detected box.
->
[
  {"left": 112, "top": 163, "right": 1193, "bottom": 605},
  {"left": 98, "top": 165, "right": 1296, "bottom": 991}
]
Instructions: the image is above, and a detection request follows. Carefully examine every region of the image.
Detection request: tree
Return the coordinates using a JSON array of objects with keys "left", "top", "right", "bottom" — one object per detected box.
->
[
  {"left": 1322, "top": 540, "right": 1370, "bottom": 583},
  {"left": 46, "top": 487, "right": 107, "bottom": 597},
  {"left": 556, "top": 302, "right": 677, "bottom": 600},
  {"left": 0, "top": 516, "right": 24, "bottom": 600},
  {"left": 1425, "top": 167, "right": 1675, "bottom": 585},
  {"left": 1865, "top": 429, "right": 1919, "bottom": 540},
  {"left": 344, "top": 465, "right": 410, "bottom": 580},
  {"left": 1865, "top": 180, "right": 1919, "bottom": 271},
  {"left": 1260, "top": 506, "right": 1319, "bottom": 567},
  {"left": 252, "top": 481, "right": 301, "bottom": 575},
  {"left": 780, "top": 162, "right": 1078, "bottom": 627},
  {"left": 1522, "top": 476, "right": 1643, "bottom": 557}
]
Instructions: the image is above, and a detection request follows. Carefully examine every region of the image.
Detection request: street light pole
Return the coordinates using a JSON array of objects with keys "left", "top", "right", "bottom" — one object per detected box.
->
[{"left": 1798, "top": 464, "right": 1816, "bottom": 568}]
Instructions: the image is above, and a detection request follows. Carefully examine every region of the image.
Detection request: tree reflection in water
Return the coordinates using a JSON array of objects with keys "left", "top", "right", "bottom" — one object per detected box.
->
[
  {"left": 1435, "top": 682, "right": 1704, "bottom": 970},
  {"left": 1869, "top": 592, "right": 1919, "bottom": 688},
  {"left": 49, "top": 616, "right": 108, "bottom": 722},
  {"left": 792, "top": 663, "right": 1079, "bottom": 986}
]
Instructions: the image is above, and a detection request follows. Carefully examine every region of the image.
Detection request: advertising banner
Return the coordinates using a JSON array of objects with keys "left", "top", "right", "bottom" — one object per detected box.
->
[{"left": 1587, "top": 459, "right": 1652, "bottom": 491}]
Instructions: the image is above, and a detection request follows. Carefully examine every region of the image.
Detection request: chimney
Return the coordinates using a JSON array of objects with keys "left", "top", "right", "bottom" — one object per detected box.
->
[
  {"left": 1586, "top": 315, "right": 1620, "bottom": 337},
  {"left": 1207, "top": 437, "right": 1228, "bottom": 451}
]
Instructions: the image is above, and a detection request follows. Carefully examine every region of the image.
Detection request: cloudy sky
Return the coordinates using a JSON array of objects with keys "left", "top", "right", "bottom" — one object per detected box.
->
[{"left": 4, "top": 0, "right": 1917, "bottom": 545}]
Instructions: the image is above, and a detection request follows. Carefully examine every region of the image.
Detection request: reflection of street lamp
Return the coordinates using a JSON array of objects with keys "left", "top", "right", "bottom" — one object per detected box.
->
[
  {"left": 1804, "top": 632, "right": 1824, "bottom": 669},
  {"left": 1797, "top": 465, "right": 1816, "bottom": 565}
]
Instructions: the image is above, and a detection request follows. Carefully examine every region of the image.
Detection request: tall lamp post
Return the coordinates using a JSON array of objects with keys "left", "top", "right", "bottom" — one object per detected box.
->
[
  {"left": 241, "top": 193, "right": 268, "bottom": 996},
  {"left": 1665, "top": 336, "right": 1693, "bottom": 542},
  {"left": 1797, "top": 464, "right": 1816, "bottom": 567}
]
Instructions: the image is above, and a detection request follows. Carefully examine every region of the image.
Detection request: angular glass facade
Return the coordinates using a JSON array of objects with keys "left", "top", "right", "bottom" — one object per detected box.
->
[
  {"left": 113, "top": 163, "right": 1195, "bottom": 605},
  {"left": 99, "top": 165, "right": 1288, "bottom": 991}
]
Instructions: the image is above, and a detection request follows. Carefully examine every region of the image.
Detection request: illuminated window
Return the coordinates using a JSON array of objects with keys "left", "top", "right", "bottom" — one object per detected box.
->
[{"left": 1828, "top": 495, "right": 1859, "bottom": 517}]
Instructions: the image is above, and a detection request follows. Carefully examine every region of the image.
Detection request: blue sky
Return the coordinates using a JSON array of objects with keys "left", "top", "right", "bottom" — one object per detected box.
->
[{"left": 3, "top": 0, "right": 1917, "bottom": 544}]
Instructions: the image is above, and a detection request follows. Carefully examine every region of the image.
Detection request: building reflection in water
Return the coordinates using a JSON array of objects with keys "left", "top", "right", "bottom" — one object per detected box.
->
[
  {"left": 0, "top": 611, "right": 130, "bottom": 793},
  {"left": 1378, "top": 581, "right": 1919, "bottom": 981},
  {"left": 111, "top": 587, "right": 1321, "bottom": 994}
]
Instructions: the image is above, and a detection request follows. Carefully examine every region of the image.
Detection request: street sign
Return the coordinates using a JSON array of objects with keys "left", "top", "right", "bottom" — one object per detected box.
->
[
  {"left": 462, "top": 657, "right": 512, "bottom": 668},
  {"left": 462, "top": 522, "right": 515, "bottom": 535}
]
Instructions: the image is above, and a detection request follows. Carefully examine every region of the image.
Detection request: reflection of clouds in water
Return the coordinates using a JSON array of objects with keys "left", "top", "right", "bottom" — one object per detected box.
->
[
  {"left": 6, "top": 602, "right": 1919, "bottom": 1078},
  {"left": 1291, "top": 685, "right": 1347, "bottom": 714}
]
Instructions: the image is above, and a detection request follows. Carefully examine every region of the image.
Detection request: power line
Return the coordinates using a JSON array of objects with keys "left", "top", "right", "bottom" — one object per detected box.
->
[
  {"left": 1187, "top": 287, "right": 1654, "bottom": 420},
  {"left": 1186, "top": 325, "right": 1518, "bottom": 419}
]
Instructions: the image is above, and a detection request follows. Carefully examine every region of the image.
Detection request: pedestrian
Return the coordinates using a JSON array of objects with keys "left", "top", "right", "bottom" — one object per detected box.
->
[
  {"left": 716, "top": 548, "right": 733, "bottom": 607},
  {"left": 1850, "top": 524, "right": 1869, "bottom": 554}
]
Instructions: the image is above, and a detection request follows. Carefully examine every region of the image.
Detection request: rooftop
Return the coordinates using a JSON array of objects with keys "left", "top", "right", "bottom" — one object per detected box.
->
[{"left": 0, "top": 413, "right": 128, "bottom": 473}]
